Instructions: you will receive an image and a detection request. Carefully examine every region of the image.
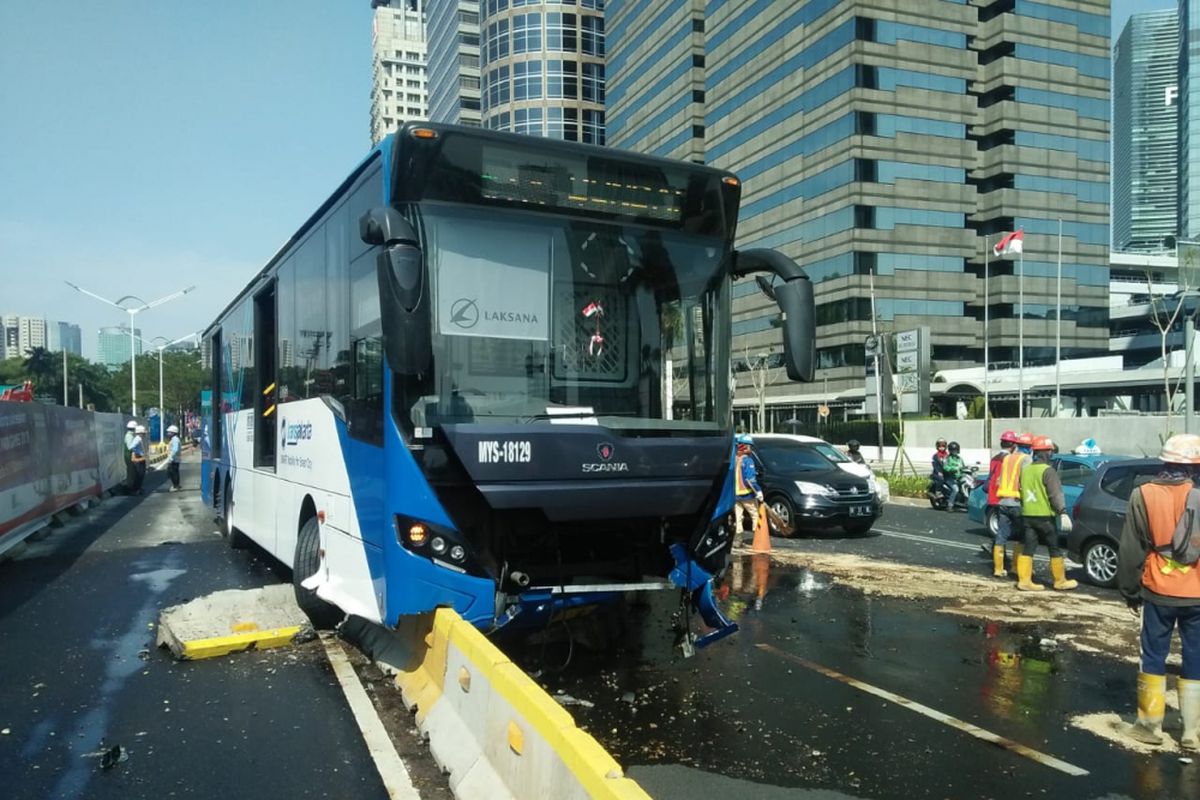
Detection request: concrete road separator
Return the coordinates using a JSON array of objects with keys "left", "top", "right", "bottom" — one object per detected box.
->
[
  {"left": 156, "top": 584, "right": 314, "bottom": 660},
  {"left": 344, "top": 612, "right": 652, "bottom": 800}
]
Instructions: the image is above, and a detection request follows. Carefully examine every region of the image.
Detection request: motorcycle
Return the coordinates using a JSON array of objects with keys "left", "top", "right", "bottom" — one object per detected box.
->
[{"left": 927, "top": 465, "right": 978, "bottom": 511}]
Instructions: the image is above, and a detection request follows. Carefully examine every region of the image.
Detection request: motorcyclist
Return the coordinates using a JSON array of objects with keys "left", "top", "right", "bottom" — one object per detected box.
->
[
  {"left": 931, "top": 438, "right": 950, "bottom": 500},
  {"left": 846, "top": 439, "right": 865, "bottom": 465},
  {"left": 944, "top": 441, "right": 965, "bottom": 510}
]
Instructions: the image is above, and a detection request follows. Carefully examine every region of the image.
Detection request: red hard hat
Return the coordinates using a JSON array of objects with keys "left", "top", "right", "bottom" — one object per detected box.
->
[
  {"left": 1032, "top": 435, "right": 1054, "bottom": 451},
  {"left": 999, "top": 430, "right": 1018, "bottom": 444},
  {"left": 1017, "top": 433, "right": 1034, "bottom": 446}
]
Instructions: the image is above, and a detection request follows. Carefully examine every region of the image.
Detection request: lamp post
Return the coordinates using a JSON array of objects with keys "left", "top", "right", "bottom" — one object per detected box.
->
[
  {"left": 136, "top": 332, "right": 199, "bottom": 444},
  {"left": 65, "top": 282, "right": 195, "bottom": 415}
]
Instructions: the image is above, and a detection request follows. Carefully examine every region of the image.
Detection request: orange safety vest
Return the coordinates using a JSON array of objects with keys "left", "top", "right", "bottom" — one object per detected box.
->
[
  {"left": 735, "top": 454, "right": 754, "bottom": 498},
  {"left": 1140, "top": 481, "right": 1200, "bottom": 599},
  {"left": 995, "top": 452, "right": 1027, "bottom": 499}
]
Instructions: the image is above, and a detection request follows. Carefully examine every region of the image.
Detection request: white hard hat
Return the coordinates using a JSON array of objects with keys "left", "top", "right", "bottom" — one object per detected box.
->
[
  {"left": 135, "top": 424, "right": 146, "bottom": 434},
  {"left": 167, "top": 425, "right": 179, "bottom": 434},
  {"left": 126, "top": 421, "right": 137, "bottom": 430}
]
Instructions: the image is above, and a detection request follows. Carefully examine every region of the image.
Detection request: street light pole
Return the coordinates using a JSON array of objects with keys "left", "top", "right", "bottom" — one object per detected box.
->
[
  {"left": 65, "top": 282, "right": 195, "bottom": 416},
  {"left": 139, "top": 332, "right": 199, "bottom": 445}
]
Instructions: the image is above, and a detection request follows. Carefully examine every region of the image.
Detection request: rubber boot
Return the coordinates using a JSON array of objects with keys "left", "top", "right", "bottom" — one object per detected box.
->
[
  {"left": 1126, "top": 672, "right": 1166, "bottom": 745},
  {"left": 1050, "top": 557, "right": 1078, "bottom": 591},
  {"left": 992, "top": 545, "right": 1007, "bottom": 578},
  {"left": 1180, "top": 678, "right": 1200, "bottom": 752},
  {"left": 1016, "top": 555, "right": 1044, "bottom": 591},
  {"left": 1010, "top": 542, "right": 1023, "bottom": 577}
]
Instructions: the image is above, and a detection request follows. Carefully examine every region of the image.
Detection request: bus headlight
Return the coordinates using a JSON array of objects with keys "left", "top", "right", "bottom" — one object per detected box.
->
[
  {"left": 430, "top": 536, "right": 447, "bottom": 555},
  {"left": 449, "top": 545, "right": 465, "bottom": 562}
]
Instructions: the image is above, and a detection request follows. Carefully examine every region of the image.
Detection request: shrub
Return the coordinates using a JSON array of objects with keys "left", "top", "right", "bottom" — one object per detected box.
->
[{"left": 878, "top": 472, "right": 928, "bottom": 498}]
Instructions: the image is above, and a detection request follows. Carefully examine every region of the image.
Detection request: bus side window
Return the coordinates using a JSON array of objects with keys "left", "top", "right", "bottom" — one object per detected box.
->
[{"left": 348, "top": 337, "right": 384, "bottom": 444}]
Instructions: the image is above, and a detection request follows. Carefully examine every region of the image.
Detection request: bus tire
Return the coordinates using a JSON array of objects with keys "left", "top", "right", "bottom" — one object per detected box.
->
[
  {"left": 293, "top": 515, "right": 341, "bottom": 630},
  {"left": 222, "top": 479, "right": 247, "bottom": 549}
]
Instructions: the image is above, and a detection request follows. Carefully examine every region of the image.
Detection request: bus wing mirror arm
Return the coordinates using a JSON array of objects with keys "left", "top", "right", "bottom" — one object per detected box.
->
[
  {"left": 359, "top": 207, "right": 418, "bottom": 247},
  {"left": 732, "top": 249, "right": 815, "bottom": 382}
]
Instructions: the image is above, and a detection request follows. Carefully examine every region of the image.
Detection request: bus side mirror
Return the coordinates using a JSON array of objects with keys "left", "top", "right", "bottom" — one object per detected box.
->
[
  {"left": 774, "top": 279, "right": 815, "bottom": 382},
  {"left": 377, "top": 244, "right": 432, "bottom": 376},
  {"left": 733, "top": 249, "right": 815, "bottom": 382},
  {"left": 360, "top": 207, "right": 418, "bottom": 247}
]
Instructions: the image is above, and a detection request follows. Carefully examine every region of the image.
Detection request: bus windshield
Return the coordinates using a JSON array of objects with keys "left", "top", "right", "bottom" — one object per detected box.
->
[{"left": 405, "top": 203, "right": 731, "bottom": 434}]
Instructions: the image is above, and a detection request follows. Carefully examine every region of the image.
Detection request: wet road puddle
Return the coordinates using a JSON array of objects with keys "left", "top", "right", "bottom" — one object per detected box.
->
[{"left": 501, "top": 556, "right": 1199, "bottom": 800}]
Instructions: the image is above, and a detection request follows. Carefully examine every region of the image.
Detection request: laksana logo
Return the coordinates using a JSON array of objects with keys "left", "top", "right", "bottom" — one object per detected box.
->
[{"left": 280, "top": 419, "right": 313, "bottom": 448}]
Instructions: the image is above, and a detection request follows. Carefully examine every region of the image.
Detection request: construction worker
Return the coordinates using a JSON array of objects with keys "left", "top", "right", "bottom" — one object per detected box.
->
[
  {"left": 987, "top": 430, "right": 1026, "bottom": 578},
  {"left": 123, "top": 420, "right": 137, "bottom": 494},
  {"left": 166, "top": 424, "right": 182, "bottom": 492},
  {"left": 734, "top": 434, "right": 763, "bottom": 539},
  {"left": 1116, "top": 433, "right": 1200, "bottom": 750},
  {"left": 130, "top": 424, "right": 148, "bottom": 496},
  {"left": 1016, "top": 436, "right": 1074, "bottom": 592}
]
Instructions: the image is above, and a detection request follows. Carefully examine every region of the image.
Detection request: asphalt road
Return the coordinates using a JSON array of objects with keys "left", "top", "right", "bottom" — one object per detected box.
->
[
  {"left": 508, "top": 502, "right": 1199, "bottom": 800},
  {"left": 0, "top": 456, "right": 448, "bottom": 800}
]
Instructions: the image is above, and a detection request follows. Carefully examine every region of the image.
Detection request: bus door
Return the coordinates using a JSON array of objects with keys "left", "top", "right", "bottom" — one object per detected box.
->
[{"left": 254, "top": 281, "right": 278, "bottom": 468}]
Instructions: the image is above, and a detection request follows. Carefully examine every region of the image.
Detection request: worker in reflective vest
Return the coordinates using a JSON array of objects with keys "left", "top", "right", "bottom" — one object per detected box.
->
[
  {"left": 1117, "top": 433, "right": 1200, "bottom": 750},
  {"left": 990, "top": 432, "right": 1031, "bottom": 578},
  {"left": 735, "top": 434, "right": 763, "bottom": 537},
  {"left": 1016, "top": 436, "right": 1074, "bottom": 592}
]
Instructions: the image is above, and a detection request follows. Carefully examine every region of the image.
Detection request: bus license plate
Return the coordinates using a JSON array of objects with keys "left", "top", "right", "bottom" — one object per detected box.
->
[{"left": 849, "top": 505, "right": 872, "bottom": 517}]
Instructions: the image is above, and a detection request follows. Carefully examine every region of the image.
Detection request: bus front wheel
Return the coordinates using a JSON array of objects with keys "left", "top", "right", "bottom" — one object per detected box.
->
[{"left": 293, "top": 515, "right": 342, "bottom": 630}]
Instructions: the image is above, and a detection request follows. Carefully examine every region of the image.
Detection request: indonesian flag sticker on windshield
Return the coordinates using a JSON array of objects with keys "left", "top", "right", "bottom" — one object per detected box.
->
[{"left": 993, "top": 229, "right": 1024, "bottom": 258}]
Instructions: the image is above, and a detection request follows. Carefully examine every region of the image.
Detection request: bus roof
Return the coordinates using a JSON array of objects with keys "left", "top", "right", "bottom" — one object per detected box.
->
[{"left": 203, "top": 122, "right": 740, "bottom": 337}]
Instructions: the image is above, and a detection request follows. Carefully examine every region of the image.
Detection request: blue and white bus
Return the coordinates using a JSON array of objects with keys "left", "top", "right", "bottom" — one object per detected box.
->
[{"left": 201, "top": 123, "right": 814, "bottom": 646}]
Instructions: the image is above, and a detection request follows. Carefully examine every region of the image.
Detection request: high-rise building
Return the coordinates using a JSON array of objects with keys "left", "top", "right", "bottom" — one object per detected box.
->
[
  {"left": 426, "top": 0, "right": 481, "bottom": 126},
  {"left": 46, "top": 321, "right": 83, "bottom": 355},
  {"left": 0, "top": 314, "right": 48, "bottom": 360},
  {"left": 608, "top": 0, "right": 1111, "bottom": 413},
  {"left": 478, "top": 0, "right": 606, "bottom": 144},
  {"left": 370, "top": 0, "right": 428, "bottom": 145},
  {"left": 97, "top": 325, "right": 143, "bottom": 368},
  {"left": 1181, "top": 1, "right": 1200, "bottom": 239},
  {"left": 1114, "top": 9, "right": 1178, "bottom": 252}
]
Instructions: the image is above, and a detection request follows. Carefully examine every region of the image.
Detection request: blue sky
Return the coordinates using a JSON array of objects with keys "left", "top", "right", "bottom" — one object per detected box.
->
[{"left": 0, "top": 2, "right": 1177, "bottom": 359}]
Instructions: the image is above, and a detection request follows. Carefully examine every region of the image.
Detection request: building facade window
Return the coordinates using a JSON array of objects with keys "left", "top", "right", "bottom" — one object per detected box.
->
[
  {"left": 514, "top": 107, "right": 544, "bottom": 135},
  {"left": 546, "top": 59, "right": 578, "bottom": 99},
  {"left": 513, "top": 13, "right": 543, "bottom": 54},
  {"left": 546, "top": 12, "right": 578, "bottom": 51},
  {"left": 513, "top": 60, "right": 543, "bottom": 100},
  {"left": 581, "top": 16, "right": 605, "bottom": 56},
  {"left": 581, "top": 61, "right": 604, "bottom": 103}
]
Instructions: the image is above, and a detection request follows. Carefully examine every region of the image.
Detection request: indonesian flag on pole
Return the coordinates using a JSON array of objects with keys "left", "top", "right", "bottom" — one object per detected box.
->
[{"left": 992, "top": 229, "right": 1024, "bottom": 258}]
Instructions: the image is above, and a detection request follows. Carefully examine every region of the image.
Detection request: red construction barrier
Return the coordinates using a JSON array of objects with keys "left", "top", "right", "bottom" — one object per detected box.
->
[{"left": 0, "top": 402, "right": 129, "bottom": 556}]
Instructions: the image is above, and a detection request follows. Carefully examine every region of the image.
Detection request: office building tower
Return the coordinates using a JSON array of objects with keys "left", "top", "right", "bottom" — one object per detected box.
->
[
  {"left": 45, "top": 321, "right": 83, "bottom": 355},
  {"left": 608, "top": 0, "right": 1111, "bottom": 413},
  {"left": 1181, "top": 1, "right": 1200, "bottom": 239},
  {"left": 426, "top": 0, "right": 481, "bottom": 125},
  {"left": 0, "top": 314, "right": 48, "bottom": 360},
  {"left": 479, "top": 0, "right": 606, "bottom": 143},
  {"left": 97, "top": 325, "right": 143, "bottom": 368},
  {"left": 370, "top": 0, "right": 429, "bottom": 145},
  {"left": 1114, "top": 9, "right": 1178, "bottom": 252}
]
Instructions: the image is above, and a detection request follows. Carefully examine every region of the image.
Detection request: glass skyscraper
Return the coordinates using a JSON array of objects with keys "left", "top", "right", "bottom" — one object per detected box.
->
[
  {"left": 426, "top": 0, "right": 481, "bottom": 126},
  {"left": 479, "top": 0, "right": 606, "bottom": 143},
  {"left": 607, "top": 0, "right": 1111, "bottom": 405},
  {"left": 1113, "top": 9, "right": 1178, "bottom": 252},
  {"left": 1181, "top": 1, "right": 1200, "bottom": 239}
]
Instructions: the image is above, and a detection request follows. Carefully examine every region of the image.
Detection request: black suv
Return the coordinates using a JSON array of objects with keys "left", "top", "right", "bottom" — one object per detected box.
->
[
  {"left": 1065, "top": 458, "right": 1167, "bottom": 588},
  {"left": 752, "top": 435, "right": 882, "bottom": 535}
]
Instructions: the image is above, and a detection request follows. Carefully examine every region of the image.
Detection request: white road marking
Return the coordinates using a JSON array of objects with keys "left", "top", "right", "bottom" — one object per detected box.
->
[
  {"left": 758, "top": 643, "right": 1090, "bottom": 777},
  {"left": 875, "top": 527, "right": 1075, "bottom": 565},
  {"left": 321, "top": 637, "right": 422, "bottom": 800}
]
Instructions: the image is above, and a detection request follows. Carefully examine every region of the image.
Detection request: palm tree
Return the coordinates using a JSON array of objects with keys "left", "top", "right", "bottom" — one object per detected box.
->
[{"left": 21, "top": 347, "right": 58, "bottom": 396}]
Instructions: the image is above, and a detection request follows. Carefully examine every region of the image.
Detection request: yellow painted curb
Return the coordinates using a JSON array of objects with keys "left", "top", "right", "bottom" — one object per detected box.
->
[{"left": 179, "top": 625, "right": 303, "bottom": 660}]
